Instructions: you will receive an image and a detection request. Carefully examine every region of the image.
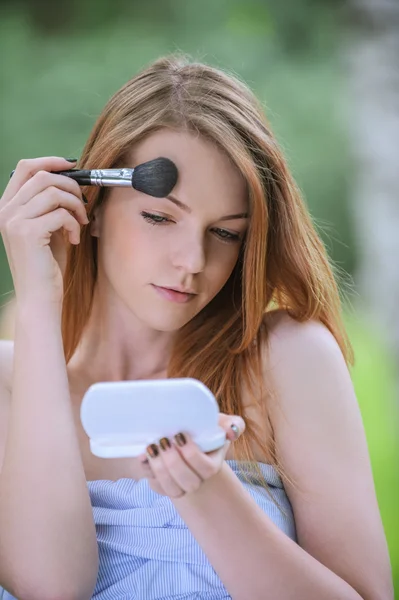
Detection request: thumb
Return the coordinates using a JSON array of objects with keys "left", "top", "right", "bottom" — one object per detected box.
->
[{"left": 218, "top": 413, "right": 246, "bottom": 441}]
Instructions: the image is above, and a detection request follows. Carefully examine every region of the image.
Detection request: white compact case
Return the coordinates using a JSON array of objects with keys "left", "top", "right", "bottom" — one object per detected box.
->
[{"left": 80, "top": 377, "right": 226, "bottom": 458}]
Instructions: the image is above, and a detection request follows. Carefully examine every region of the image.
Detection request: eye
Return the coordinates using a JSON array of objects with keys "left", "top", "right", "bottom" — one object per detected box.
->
[
  {"left": 141, "top": 211, "right": 171, "bottom": 225},
  {"left": 212, "top": 228, "right": 241, "bottom": 243}
]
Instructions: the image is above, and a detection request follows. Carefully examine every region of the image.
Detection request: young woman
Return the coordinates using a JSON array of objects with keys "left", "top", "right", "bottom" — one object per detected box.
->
[{"left": 0, "top": 55, "right": 393, "bottom": 600}]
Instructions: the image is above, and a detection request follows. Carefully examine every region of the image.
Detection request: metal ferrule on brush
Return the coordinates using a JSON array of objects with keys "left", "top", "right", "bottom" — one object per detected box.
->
[{"left": 90, "top": 168, "right": 134, "bottom": 187}]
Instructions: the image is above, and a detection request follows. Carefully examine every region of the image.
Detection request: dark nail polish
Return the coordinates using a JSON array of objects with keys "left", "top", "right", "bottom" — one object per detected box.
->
[
  {"left": 142, "top": 458, "right": 149, "bottom": 465},
  {"left": 147, "top": 444, "right": 159, "bottom": 458},
  {"left": 174, "top": 432, "right": 186, "bottom": 447},
  {"left": 64, "top": 157, "right": 78, "bottom": 162},
  {"left": 159, "top": 437, "right": 171, "bottom": 451},
  {"left": 230, "top": 424, "right": 240, "bottom": 439},
  {"left": 82, "top": 194, "right": 88, "bottom": 205}
]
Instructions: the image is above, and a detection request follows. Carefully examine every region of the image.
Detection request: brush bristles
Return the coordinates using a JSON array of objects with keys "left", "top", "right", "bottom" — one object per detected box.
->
[{"left": 132, "top": 157, "right": 178, "bottom": 198}]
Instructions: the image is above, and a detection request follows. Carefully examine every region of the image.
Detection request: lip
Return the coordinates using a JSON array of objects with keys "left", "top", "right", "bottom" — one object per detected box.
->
[{"left": 151, "top": 284, "right": 197, "bottom": 304}]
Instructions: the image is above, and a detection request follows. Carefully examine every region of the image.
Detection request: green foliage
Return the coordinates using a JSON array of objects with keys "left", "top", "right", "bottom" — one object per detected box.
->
[
  {"left": 347, "top": 312, "right": 399, "bottom": 595},
  {"left": 0, "top": 0, "right": 355, "bottom": 299}
]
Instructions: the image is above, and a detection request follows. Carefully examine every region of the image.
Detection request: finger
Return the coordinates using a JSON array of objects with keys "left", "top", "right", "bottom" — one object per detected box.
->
[
  {"left": 138, "top": 457, "right": 156, "bottom": 480},
  {"left": 226, "top": 423, "right": 241, "bottom": 442},
  {"left": 31, "top": 207, "right": 83, "bottom": 246},
  {"left": 218, "top": 414, "right": 246, "bottom": 442},
  {"left": 146, "top": 444, "right": 184, "bottom": 497},
  {"left": 19, "top": 187, "right": 88, "bottom": 227},
  {"left": 204, "top": 438, "right": 231, "bottom": 462},
  {"left": 3, "top": 157, "right": 78, "bottom": 205},
  {"left": 148, "top": 478, "right": 172, "bottom": 497},
  {"left": 171, "top": 433, "right": 219, "bottom": 482},
  {"left": 8, "top": 170, "right": 84, "bottom": 210},
  {"left": 147, "top": 441, "right": 200, "bottom": 497},
  {"left": 159, "top": 437, "right": 203, "bottom": 494}
]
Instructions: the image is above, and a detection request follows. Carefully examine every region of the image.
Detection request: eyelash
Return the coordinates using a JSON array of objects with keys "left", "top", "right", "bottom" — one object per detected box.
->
[{"left": 140, "top": 212, "right": 242, "bottom": 243}]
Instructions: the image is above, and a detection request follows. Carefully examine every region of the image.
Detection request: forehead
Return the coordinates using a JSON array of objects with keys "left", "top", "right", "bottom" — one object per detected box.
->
[{"left": 126, "top": 128, "right": 248, "bottom": 211}]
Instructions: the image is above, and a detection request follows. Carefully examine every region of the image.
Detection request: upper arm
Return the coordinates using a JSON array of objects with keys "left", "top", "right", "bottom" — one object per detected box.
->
[
  {"left": 0, "top": 340, "right": 13, "bottom": 474},
  {"left": 265, "top": 317, "right": 393, "bottom": 600}
]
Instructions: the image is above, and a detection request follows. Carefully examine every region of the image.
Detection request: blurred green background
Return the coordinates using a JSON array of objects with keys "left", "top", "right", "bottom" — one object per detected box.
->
[{"left": 0, "top": 0, "right": 398, "bottom": 594}]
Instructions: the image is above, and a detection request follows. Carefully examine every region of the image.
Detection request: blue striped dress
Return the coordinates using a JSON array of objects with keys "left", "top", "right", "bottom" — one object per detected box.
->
[{"left": 0, "top": 460, "right": 296, "bottom": 599}]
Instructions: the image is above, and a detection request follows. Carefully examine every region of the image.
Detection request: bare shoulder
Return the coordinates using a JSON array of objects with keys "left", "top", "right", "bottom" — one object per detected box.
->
[
  {"left": 260, "top": 311, "right": 393, "bottom": 599},
  {"left": 261, "top": 309, "right": 359, "bottom": 465},
  {"left": 261, "top": 310, "right": 351, "bottom": 440},
  {"left": 264, "top": 309, "right": 342, "bottom": 358},
  {"left": 262, "top": 310, "right": 357, "bottom": 436}
]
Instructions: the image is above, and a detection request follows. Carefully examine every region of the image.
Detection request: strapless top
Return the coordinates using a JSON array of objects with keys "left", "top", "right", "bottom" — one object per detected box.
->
[{"left": 1, "top": 460, "right": 296, "bottom": 599}]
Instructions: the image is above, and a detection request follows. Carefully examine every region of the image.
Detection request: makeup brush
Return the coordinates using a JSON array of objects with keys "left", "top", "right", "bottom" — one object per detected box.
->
[{"left": 10, "top": 157, "right": 178, "bottom": 198}]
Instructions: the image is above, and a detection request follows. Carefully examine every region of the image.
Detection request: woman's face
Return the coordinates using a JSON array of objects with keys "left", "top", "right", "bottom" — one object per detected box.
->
[{"left": 92, "top": 128, "right": 248, "bottom": 332}]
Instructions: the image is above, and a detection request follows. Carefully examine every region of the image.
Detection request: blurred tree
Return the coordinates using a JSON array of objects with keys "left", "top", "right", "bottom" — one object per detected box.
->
[
  {"left": 345, "top": 0, "right": 399, "bottom": 377},
  {"left": 0, "top": 0, "right": 168, "bottom": 33},
  {"left": 0, "top": 0, "right": 343, "bottom": 52},
  {"left": 0, "top": 0, "right": 356, "bottom": 297}
]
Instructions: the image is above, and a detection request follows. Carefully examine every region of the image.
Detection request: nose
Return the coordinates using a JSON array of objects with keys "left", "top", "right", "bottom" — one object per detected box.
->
[{"left": 171, "top": 231, "right": 206, "bottom": 275}]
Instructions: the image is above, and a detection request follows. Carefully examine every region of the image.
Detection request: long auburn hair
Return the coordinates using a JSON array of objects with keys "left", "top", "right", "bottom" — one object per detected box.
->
[{"left": 62, "top": 54, "right": 353, "bottom": 491}]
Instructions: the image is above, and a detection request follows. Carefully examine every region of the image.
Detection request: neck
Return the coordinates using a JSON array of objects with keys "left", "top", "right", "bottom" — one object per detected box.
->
[{"left": 67, "top": 286, "right": 176, "bottom": 394}]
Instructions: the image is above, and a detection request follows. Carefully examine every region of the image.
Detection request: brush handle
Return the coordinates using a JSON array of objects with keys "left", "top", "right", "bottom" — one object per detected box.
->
[
  {"left": 9, "top": 168, "right": 135, "bottom": 187},
  {"left": 51, "top": 169, "right": 92, "bottom": 185}
]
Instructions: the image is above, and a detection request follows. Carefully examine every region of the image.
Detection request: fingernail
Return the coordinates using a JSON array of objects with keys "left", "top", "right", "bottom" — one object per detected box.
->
[
  {"left": 82, "top": 194, "right": 88, "bottom": 205},
  {"left": 142, "top": 458, "right": 149, "bottom": 465},
  {"left": 64, "top": 157, "right": 78, "bottom": 162},
  {"left": 159, "top": 437, "right": 171, "bottom": 451},
  {"left": 230, "top": 424, "right": 240, "bottom": 439},
  {"left": 146, "top": 444, "right": 159, "bottom": 458},
  {"left": 174, "top": 432, "right": 186, "bottom": 447}
]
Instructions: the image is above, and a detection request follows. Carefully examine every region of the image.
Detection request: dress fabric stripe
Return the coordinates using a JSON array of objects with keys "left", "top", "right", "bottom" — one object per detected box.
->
[{"left": 0, "top": 460, "right": 296, "bottom": 599}]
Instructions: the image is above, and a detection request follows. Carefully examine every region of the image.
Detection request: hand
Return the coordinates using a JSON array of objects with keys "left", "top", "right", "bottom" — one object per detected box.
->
[
  {"left": 0, "top": 157, "right": 89, "bottom": 305},
  {"left": 137, "top": 413, "right": 246, "bottom": 499}
]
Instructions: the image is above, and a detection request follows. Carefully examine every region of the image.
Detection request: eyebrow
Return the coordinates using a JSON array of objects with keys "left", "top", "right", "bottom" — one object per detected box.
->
[{"left": 166, "top": 194, "right": 248, "bottom": 221}]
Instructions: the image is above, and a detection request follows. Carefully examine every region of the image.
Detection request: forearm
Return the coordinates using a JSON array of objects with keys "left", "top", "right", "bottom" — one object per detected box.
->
[
  {"left": 0, "top": 302, "right": 98, "bottom": 600},
  {"left": 173, "top": 463, "right": 363, "bottom": 600}
]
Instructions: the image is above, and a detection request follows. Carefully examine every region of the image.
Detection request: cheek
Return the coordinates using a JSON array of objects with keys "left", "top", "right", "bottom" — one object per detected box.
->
[
  {"left": 102, "top": 215, "right": 158, "bottom": 266},
  {"left": 207, "top": 246, "right": 241, "bottom": 288}
]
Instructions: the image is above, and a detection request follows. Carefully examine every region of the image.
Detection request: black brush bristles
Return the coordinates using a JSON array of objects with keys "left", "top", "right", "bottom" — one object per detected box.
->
[{"left": 132, "top": 157, "right": 178, "bottom": 198}]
